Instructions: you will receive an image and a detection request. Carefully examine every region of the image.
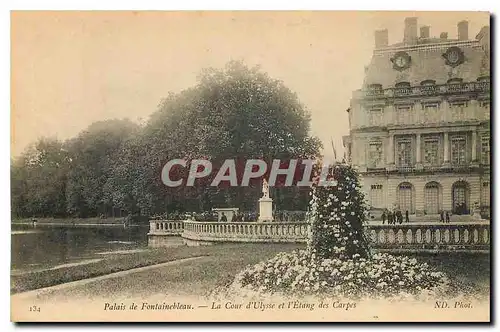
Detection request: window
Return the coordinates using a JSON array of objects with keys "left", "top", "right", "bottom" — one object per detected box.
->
[
  {"left": 366, "top": 84, "right": 383, "bottom": 96},
  {"left": 450, "top": 101, "right": 468, "bottom": 109},
  {"left": 396, "top": 104, "right": 413, "bottom": 124},
  {"left": 422, "top": 102, "right": 439, "bottom": 111},
  {"left": 451, "top": 135, "right": 467, "bottom": 164},
  {"left": 395, "top": 82, "right": 411, "bottom": 88},
  {"left": 369, "top": 108, "right": 383, "bottom": 126},
  {"left": 481, "top": 136, "right": 490, "bottom": 164},
  {"left": 423, "top": 137, "right": 440, "bottom": 165},
  {"left": 422, "top": 103, "right": 440, "bottom": 122},
  {"left": 450, "top": 101, "right": 468, "bottom": 121},
  {"left": 394, "top": 82, "right": 412, "bottom": 97},
  {"left": 397, "top": 105, "right": 412, "bottom": 111},
  {"left": 447, "top": 78, "right": 463, "bottom": 84},
  {"left": 367, "top": 141, "right": 383, "bottom": 168},
  {"left": 421, "top": 80, "right": 436, "bottom": 86},
  {"left": 482, "top": 182, "right": 490, "bottom": 206},
  {"left": 397, "top": 183, "right": 414, "bottom": 213},
  {"left": 397, "top": 138, "right": 413, "bottom": 166},
  {"left": 368, "top": 83, "right": 383, "bottom": 90},
  {"left": 370, "top": 185, "right": 384, "bottom": 208}
]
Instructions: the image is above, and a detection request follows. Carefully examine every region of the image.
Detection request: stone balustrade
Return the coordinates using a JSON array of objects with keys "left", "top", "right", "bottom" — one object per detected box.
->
[
  {"left": 367, "top": 223, "right": 490, "bottom": 253},
  {"left": 362, "top": 81, "right": 490, "bottom": 100},
  {"left": 149, "top": 220, "right": 184, "bottom": 235},
  {"left": 182, "top": 221, "right": 308, "bottom": 243},
  {"left": 147, "top": 220, "right": 490, "bottom": 253}
]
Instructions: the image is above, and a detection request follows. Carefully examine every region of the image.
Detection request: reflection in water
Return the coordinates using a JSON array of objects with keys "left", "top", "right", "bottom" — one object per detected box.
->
[{"left": 10, "top": 225, "right": 168, "bottom": 272}]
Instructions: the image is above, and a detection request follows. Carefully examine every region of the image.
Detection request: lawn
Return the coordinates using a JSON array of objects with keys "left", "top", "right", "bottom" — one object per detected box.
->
[
  {"left": 11, "top": 241, "right": 489, "bottom": 301},
  {"left": 11, "top": 243, "right": 303, "bottom": 294}
]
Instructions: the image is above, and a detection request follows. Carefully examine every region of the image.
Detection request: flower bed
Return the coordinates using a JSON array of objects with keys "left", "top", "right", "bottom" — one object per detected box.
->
[{"left": 213, "top": 249, "right": 449, "bottom": 301}]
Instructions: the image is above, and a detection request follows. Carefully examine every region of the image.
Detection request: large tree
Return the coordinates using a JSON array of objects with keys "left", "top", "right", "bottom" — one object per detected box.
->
[
  {"left": 65, "top": 119, "right": 139, "bottom": 217},
  {"left": 113, "top": 60, "right": 322, "bottom": 214},
  {"left": 11, "top": 138, "right": 70, "bottom": 218}
]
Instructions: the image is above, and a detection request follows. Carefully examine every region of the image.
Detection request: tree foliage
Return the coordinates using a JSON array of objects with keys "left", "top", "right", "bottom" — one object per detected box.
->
[{"left": 11, "top": 61, "right": 322, "bottom": 219}]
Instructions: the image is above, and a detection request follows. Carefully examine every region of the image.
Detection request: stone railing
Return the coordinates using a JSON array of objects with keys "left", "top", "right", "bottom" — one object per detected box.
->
[
  {"left": 182, "top": 221, "right": 308, "bottom": 243},
  {"left": 148, "top": 220, "right": 490, "bottom": 253},
  {"left": 148, "top": 220, "right": 184, "bottom": 235},
  {"left": 367, "top": 223, "right": 490, "bottom": 253}
]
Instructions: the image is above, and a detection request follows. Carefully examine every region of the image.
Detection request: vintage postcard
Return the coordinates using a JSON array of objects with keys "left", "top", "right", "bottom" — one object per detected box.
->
[{"left": 10, "top": 11, "right": 491, "bottom": 322}]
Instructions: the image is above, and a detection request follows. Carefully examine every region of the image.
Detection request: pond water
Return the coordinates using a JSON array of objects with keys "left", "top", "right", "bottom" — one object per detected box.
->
[{"left": 11, "top": 224, "right": 183, "bottom": 273}]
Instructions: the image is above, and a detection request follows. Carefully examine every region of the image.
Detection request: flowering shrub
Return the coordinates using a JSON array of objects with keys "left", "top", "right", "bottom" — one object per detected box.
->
[
  {"left": 308, "top": 163, "right": 370, "bottom": 260},
  {"left": 220, "top": 250, "right": 449, "bottom": 300}
]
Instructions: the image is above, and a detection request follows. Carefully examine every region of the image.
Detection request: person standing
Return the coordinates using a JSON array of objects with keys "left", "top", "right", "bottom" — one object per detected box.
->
[
  {"left": 405, "top": 210, "right": 409, "bottom": 223},
  {"left": 381, "top": 210, "right": 387, "bottom": 225},
  {"left": 445, "top": 211, "right": 450, "bottom": 223},
  {"left": 220, "top": 212, "right": 227, "bottom": 222},
  {"left": 388, "top": 211, "right": 393, "bottom": 225},
  {"left": 397, "top": 210, "right": 403, "bottom": 224},
  {"left": 440, "top": 210, "right": 445, "bottom": 223}
]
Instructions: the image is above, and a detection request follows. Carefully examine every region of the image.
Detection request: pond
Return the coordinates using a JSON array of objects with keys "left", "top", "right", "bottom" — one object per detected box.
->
[{"left": 11, "top": 224, "right": 184, "bottom": 273}]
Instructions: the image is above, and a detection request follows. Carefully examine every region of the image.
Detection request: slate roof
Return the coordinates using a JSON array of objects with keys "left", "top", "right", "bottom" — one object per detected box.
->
[{"left": 363, "top": 39, "right": 490, "bottom": 88}]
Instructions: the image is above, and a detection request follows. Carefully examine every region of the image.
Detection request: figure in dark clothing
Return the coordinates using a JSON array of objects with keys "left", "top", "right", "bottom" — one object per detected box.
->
[
  {"left": 440, "top": 211, "right": 445, "bottom": 223},
  {"left": 220, "top": 212, "right": 227, "bottom": 222},
  {"left": 445, "top": 211, "right": 450, "bottom": 223},
  {"left": 231, "top": 213, "right": 237, "bottom": 222},
  {"left": 405, "top": 210, "right": 409, "bottom": 223},
  {"left": 388, "top": 211, "right": 393, "bottom": 225},
  {"left": 396, "top": 210, "right": 403, "bottom": 224},
  {"left": 381, "top": 211, "right": 387, "bottom": 224}
]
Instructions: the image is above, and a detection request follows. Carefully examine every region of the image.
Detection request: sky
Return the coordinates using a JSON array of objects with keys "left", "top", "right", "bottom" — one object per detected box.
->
[{"left": 11, "top": 11, "right": 489, "bottom": 159}]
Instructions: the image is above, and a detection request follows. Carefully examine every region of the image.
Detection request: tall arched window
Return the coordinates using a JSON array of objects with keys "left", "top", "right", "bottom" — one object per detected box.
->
[
  {"left": 424, "top": 182, "right": 442, "bottom": 214},
  {"left": 452, "top": 181, "right": 470, "bottom": 215},
  {"left": 397, "top": 182, "right": 415, "bottom": 213}
]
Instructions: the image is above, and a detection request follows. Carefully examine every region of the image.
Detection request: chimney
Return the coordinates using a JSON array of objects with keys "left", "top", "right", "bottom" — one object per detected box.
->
[
  {"left": 403, "top": 17, "right": 418, "bottom": 45},
  {"left": 476, "top": 25, "right": 490, "bottom": 52},
  {"left": 458, "top": 20, "right": 469, "bottom": 40},
  {"left": 420, "top": 25, "right": 430, "bottom": 39},
  {"left": 440, "top": 32, "right": 448, "bottom": 39},
  {"left": 374, "top": 29, "right": 389, "bottom": 48}
]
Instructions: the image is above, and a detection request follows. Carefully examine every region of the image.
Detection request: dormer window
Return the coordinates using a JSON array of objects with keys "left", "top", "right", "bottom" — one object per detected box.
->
[
  {"left": 366, "top": 84, "right": 383, "bottom": 96},
  {"left": 395, "top": 82, "right": 411, "bottom": 88},
  {"left": 368, "top": 84, "right": 382, "bottom": 90},
  {"left": 394, "top": 82, "right": 412, "bottom": 97},
  {"left": 447, "top": 78, "right": 463, "bottom": 84},
  {"left": 420, "top": 80, "right": 437, "bottom": 95},
  {"left": 420, "top": 80, "right": 436, "bottom": 86}
]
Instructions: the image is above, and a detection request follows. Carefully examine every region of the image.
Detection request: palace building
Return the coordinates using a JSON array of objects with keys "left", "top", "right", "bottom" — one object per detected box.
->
[{"left": 343, "top": 17, "right": 490, "bottom": 219}]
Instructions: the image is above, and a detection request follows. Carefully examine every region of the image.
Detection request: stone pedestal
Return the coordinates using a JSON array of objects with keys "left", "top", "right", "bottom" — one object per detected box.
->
[
  {"left": 472, "top": 202, "right": 482, "bottom": 220},
  {"left": 258, "top": 197, "right": 274, "bottom": 222}
]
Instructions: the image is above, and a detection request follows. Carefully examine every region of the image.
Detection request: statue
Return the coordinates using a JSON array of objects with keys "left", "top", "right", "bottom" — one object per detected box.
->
[
  {"left": 262, "top": 178, "right": 270, "bottom": 199},
  {"left": 258, "top": 178, "right": 273, "bottom": 222},
  {"left": 472, "top": 201, "right": 482, "bottom": 219}
]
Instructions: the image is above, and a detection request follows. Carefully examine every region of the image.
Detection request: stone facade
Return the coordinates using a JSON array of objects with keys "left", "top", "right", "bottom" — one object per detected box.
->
[{"left": 343, "top": 18, "right": 490, "bottom": 218}]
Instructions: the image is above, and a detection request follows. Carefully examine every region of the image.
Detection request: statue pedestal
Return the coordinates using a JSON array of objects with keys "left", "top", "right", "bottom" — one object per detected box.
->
[{"left": 258, "top": 197, "right": 273, "bottom": 222}]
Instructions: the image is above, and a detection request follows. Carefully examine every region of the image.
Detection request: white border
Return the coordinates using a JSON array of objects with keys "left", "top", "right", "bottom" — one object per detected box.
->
[{"left": 2, "top": 1, "right": 498, "bottom": 331}]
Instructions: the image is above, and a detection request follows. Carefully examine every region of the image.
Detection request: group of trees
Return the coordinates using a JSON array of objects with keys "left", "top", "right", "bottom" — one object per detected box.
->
[{"left": 11, "top": 61, "right": 322, "bottom": 219}]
